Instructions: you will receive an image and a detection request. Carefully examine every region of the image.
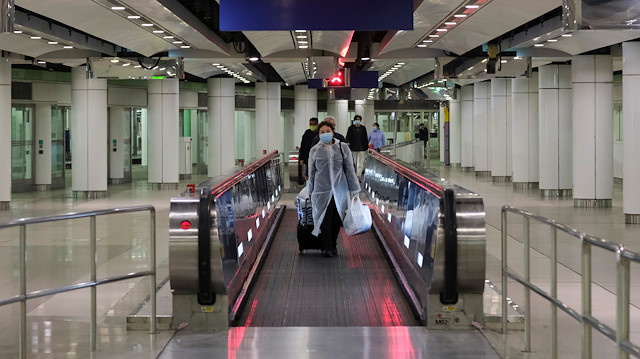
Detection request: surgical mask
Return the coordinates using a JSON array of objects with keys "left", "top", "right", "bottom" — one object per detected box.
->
[
  {"left": 354, "top": 120, "right": 361, "bottom": 125},
  {"left": 319, "top": 133, "right": 333, "bottom": 144},
  {"left": 310, "top": 125, "right": 318, "bottom": 131},
  {"left": 373, "top": 127, "right": 378, "bottom": 131}
]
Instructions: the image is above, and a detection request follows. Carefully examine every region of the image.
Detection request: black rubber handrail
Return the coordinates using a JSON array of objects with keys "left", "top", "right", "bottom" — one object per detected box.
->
[
  {"left": 197, "top": 187, "right": 215, "bottom": 305},
  {"left": 441, "top": 188, "right": 458, "bottom": 304}
]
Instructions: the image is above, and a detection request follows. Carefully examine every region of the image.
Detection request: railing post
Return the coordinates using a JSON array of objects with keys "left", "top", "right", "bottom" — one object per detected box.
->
[
  {"left": 617, "top": 250, "right": 630, "bottom": 359},
  {"left": 551, "top": 227, "right": 558, "bottom": 359},
  {"left": 90, "top": 216, "right": 97, "bottom": 352},
  {"left": 501, "top": 209, "right": 508, "bottom": 334},
  {"left": 19, "top": 224, "right": 26, "bottom": 359},
  {"left": 582, "top": 238, "right": 592, "bottom": 359},
  {"left": 150, "top": 209, "right": 157, "bottom": 334},
  {"left": 524, "top": 217, "right": 531, "bottom": 352}
]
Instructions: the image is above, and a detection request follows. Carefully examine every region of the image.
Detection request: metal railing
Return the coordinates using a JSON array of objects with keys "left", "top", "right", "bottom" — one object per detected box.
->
[
  {"left": 501, "top": 205, "right": 640, "bottom": 359},
  {"left": 0, "top": 205, "right": 157, "bottom": 359}
]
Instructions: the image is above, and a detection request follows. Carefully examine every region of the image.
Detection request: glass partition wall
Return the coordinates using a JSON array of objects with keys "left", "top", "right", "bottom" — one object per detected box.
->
[{"left": 11, "top": 106, "right": 34, "bottom": 192}]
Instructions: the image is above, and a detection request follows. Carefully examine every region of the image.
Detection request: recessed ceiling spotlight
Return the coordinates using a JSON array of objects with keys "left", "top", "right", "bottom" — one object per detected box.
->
[
  {"left": 534, "top": 44, "right": 544, "bottom": 47},
  {"left": 127, "top": 15, "right": 140, "bottom": 19},
  {"left": 111, "top": 6, "right": 125, "bottom": 10},
  {"left": 562, "top": 34, "right": 573, "bottom": 37},
  {"left": 141, "top": 23, "right": 154, "bottom": 27},
  {"left": 454, "top": 14, "right": 467, "bottom": 17},
  {"left": 30, "top": 36, "right": 41, "bottom": 40},
  {"left": 466, "top": 5, "right": 480, "bottom": 8}
]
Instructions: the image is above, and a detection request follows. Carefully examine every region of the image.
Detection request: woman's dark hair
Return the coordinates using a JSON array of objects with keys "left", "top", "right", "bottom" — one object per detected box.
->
[
  {"left": 317, "top": 120, "right": 335, "bottom": 133},
  {"left": 373, "top": 122, "right": 380, "bottom": 127}
]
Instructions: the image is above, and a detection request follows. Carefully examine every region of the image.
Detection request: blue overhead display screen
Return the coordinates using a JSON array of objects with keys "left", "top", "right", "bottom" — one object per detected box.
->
[{"left": 219, "top": 0, "right": 414, "bottom": 31}]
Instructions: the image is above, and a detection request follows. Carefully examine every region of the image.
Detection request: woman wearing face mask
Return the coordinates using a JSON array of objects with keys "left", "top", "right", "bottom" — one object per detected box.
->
[
  {"left": 368, "top": 122, "right": 386, "bottom": 152},
  {"left": 308, "top": 120, "right": 361, "bottom": 257}
]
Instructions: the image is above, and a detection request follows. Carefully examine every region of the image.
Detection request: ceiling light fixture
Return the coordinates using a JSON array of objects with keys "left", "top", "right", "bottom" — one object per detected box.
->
[
  {"left": 436, "top": 29, "right": 448, "bottom": 32},
  {"left": 180, "top": 45, "right": 190, "bottom": 49},
  {"left": 466, "top": 5, "right": 480, "bottom": 8},
  {"left": 37, "top": 61, "right": 46, "bottom": 64},
  {"left": 141, "top": 23, "right": 153, "bottom": 27},
  {"left": 249, "top": 57, "right": 259, "bottom": 61},
  {"left": 299, "top": 45, "right": 309, "bottom": 49},
  {"left": 127, "top": 15, "right": 140, "bottom": 19},
  {"left": 172, "top": 41, "right": 183, "bottom": 44},
  {"left": 111, "top": 59, "right": 120, "bottom": 63},
  {"left": 444, "top": 22, "right": 457, "bottom": 25},
  {"left": 48, "top": 41, "right": 58, "bottom": 45},
  {"left": 417, "top": 44, "right": 427, "bottom": 48},
  {"left": 63, "top": 46, "right": 73, "bottom": 49},
  {"left": 548, "top": 39, "right": 558, "bottom": 42},
  {"left": 500, "top": 60, "right": 507, "bottom": 63},
  {"left": 454, "top": 14, "right": 467, "bottom": 17},
  {"left": 111, "top": 6, "right": 125, "bottom": 10},
  {"left": 30, "top": 36, "right": 41, "bottom": 39},
  {"left": 122, "top": 63, "right": 130, "bottom": 66},
  {"left": 13, "top": 30, "right": 22, "bottom": 34},
  {"left": 361, "top": 57, "right": 370, "bottom": 61},
  {"left": 428, "top": 34, "right": 439, "bottom": 38},
  {"left": 153, "top": 30, "right": 164, "bottom": 34},
  {"left": 296, "top": 35, "right": 307, "bottom": 39},
  {"left": 534, "top": 44, "right": 544, "bottom": 47},
  {"left": 562, "top": 34, "right": 573, "bottom": 37}
]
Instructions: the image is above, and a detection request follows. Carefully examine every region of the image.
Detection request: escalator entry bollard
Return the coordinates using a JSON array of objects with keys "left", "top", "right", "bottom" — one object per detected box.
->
[{"left": 186, "top": 184, "right": 195, "bottom": 193}]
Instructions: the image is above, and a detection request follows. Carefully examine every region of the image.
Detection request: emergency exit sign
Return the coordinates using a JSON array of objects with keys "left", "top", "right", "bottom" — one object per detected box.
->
[{"left": 219, "top": 0, "right": 413, "bottom": 31}]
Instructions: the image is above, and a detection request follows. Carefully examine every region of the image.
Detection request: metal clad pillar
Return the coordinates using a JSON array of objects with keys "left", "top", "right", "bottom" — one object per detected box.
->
[
  {"left": 355, "top": 99, "right": 375, "bottom": 130},
  {"left": 71, "top": 66, "right": 108, "bottom": 198},
  {"left": 208, "top": 78, "right": 236, "bottom": 177},
  {"left": 460, "top": 85, "right": 474, "bottom": 171},
  {"left": 511, "top": 73, "right": 540, "bottom": 189},
  {"left": 328, "top": 99, "right": 349, "bottom": 136},
  {"left": 34, "top": 103, "right": 52, "bottom": 191},
  {"left": 148, "top": 79, "right": 179, "bottom": 189},
  {"left": 108, "top": 106, "right": 125, "bottom": 184},
  {"left": 0, "top": 58, "right": 10, "bottom": 208},
  {"left": 294, "top": 85, "right": 318, "bottom": 147},
  {"left": 539, "top": 64, "right": 573, "bottom": 197},
  {"left": 491, "top": 79, "right": 511, "bottom": 181},
  {"left": 572, "top": 55, "right": 613, "bottom": 208},
  {"left": 256, "top": 82, "right": 282, "bottom": 156},
  {"left": 449, "top": 91, "right": 461, "bottom": 166},
  {"left": 473, "top": 81, "right": 491, "bottom": 175},
  {"left": 623, "top": 42, "right": 640, "bottom": 223}
]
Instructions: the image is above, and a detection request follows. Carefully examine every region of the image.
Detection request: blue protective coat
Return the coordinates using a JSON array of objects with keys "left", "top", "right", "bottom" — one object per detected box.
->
[{"left": 308, "top": 139, "right": 361, "bottom": 236}]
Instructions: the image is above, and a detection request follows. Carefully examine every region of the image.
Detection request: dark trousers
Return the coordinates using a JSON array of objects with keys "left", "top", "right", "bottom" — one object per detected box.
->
[{"left": 320, "top": 198, "right": 342, "bottom": 251}]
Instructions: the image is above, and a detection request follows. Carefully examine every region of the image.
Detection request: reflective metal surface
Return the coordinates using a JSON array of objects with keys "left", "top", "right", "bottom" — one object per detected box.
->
[
  {"left": 379, "top": 139, "right": 426, "bottom": 168},
  {"left": 362, "top": 150, "right": 485, "bottom": 323},
  {"left": 169, "top": 152, "right": 284, "bottom": 310}
]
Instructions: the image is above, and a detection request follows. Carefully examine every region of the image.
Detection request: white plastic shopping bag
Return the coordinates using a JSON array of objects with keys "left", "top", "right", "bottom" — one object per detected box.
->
[{"left": 343, "top": 196, "right": 372, "bottom": 236}]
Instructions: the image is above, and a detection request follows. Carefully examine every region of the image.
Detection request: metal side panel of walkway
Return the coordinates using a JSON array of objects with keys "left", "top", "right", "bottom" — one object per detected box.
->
[{"left": 236, "top": 209, "right": 419, "bottom": 327}]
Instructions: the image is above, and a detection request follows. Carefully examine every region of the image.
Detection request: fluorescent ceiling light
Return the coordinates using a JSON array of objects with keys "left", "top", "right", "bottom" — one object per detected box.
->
[
  {"left": 141, "top": 23, "right": 153, "bottom": 27},
  {"left": 298, "top": 40, "right": 308, "bottom": 44},
  {"left": 30, "top": 36, "right": 41, "bottom": 39},
  {"left": 299, "top": 45, "right": 308, "bottom": 48},
  {"left": 361, "top": 57, "right": 370, "bottom": 61},
  {"left": 417, "top": 44, "right": 427, "bottom": 48},
  {"left": 159, "top": 68, "right": 166, "bottom": 71},
  {"left": 180, "top": 46, "right": 190, "bottom": 49},
  {"left": 212, "top": 63, "right": 220, "bottom": 66},
  {"left": 63, "top": 46, "right": 73, "bottom": 49},
  {"left": 163, "top": 36, "right": 174, "bottom": 39},
  {"left": 514, "top": 56, "right": 522, "bottom": 59},
  {"left": 127, "top": 15, "right": 140, "bottom": 19},
  {"left": 172, "top": 41, "right": 183, "bottom": 44},
  {"left": 428, "top": 34, "right": 439, "bottom": 38},
  {"left": 467, "top": 67, "right": 474, "bottom": 71},
  {"left": 444, "top": 22, "right": 457, "bottom": 25},
  {"left": 122, "top": 63, "right": 130, "bottom": 66},
  {"left": 436, "top": 29, "right": 447, "bottom": 32},
  {"left": 500, "top": 60, "right": 507, "bottom": 63},
  {"left": 48, "top": 41, "right": 58, "bottom": 45},
  {"left": 111, "top": 6, "right": 125, "bottom": 10},
  {"left": 562, "top": 34, "right": 573, "bottom": 37},
  {"left": 153, "top": 30, "right": 164, "bottom": 34},
  {"left": 296, "top": 35, "right": 307, "bottom": 38},
  {"left": 534, "top": 44, "right": 544, "bottom": 47},
  {"left": 134, "top": 65, "right": 141, "bottom": 68},
  {"left": 548, "top": 39, "right": 558, "bottom": 42},
  {"left": 37, "top": 61, "right": 46, "bottom": 64},
  {"left": 454, "top": 14, "right": 467, "bottom": 17},
  {"left": 466, "top": 5, "right": 480, "bottom": 8},
  {"left": 294, "top": 30, "right": 306, "bottom": 33},
  {"left": 13, "top": 30, "right": 22, "bottom": 34},
  {"left": 111, "top": 59, "right": 120, "bottom": 63},
  {"left": 249, "top": 57, "right": 259, "bottom": 61},
  {"left": 481, "top": 58, "right": 488, "bottom": 63},
  {"left": 398, "top": 62, "right": 405, "bottom": 65}
]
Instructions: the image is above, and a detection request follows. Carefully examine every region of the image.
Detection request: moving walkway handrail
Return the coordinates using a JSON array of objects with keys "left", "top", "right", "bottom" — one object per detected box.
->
[
  {"left": 501, "top": 205, "right": 640, "bottom": 359},
  {"left": 209, "top": 150, "right": 280, "bottom": 198},
  {"left": 367, "top": 149, "right": 442, "bottom": 196},
  {"left": 0, "top": 205, "right": 157, "bottom": 359}
]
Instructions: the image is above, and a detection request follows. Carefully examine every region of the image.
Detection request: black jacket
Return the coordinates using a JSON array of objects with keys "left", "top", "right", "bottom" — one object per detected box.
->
[
  {"left": 299, "top": 129, "right": 317, "bottom": 163},
  {"left": 311, "top": 132, "right": 347, "bottom": 147},
  {"left": 346, "top": 125, "right": 368, "bottom": 152}
]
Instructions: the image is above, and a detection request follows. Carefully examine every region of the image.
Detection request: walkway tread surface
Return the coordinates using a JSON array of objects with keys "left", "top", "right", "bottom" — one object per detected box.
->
[{"left": 236, "top": 209, "right": 418, "bottom": 327}]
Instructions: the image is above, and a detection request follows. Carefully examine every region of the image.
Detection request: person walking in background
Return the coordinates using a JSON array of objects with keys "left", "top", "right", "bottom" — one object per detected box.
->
[
  {"left": 346, "top": 115, "right": 368, "bottom": 177},
  {"left": 308, "top": 120, "right": 361, "bottom": 257},
  {"left": 299, "top": 117, "right": 318, "bottom": 181},
  {"left": 368, "top": 122, "right": 386, "bottom": 152}
]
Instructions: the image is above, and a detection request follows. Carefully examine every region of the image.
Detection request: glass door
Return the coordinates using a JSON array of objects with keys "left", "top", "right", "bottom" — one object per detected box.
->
[
  {"left": 51, "top": 106, "right": 67, "bottom": 189},
  {"left": 196, "top": 110, "right": 208, "bottom": 174},
  {"left": 11, "top": 106, "right": 35, "bottom": 192},
  {"left": 123, "top": 108, "right": 133, "bottom": 182}
]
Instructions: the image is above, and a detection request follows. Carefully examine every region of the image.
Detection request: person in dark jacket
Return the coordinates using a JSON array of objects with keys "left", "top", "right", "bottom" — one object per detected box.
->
[
  {"left": 311, "top": 116, "right": 346, "bottom": 147},
  {"left": 299, "top": 117, "right": 318, "bottom": 181},
  {"left": 346, "top": 115, "right": 368, "bottom": 177}
]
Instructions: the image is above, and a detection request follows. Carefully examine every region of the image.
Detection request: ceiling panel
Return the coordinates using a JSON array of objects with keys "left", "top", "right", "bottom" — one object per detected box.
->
[
  {"left": 369, "top": 59, "right": 435, "bottom": 86},
  {"left": 541, "top": 30, "right": 640, "bottom": 56},
  {"left": 271, "top": 62, "right": 307, "bottom": 85},
  {"left": 379, "top": 0, "right": 464, "bottom": 55},
  {"left": 311, "top": 31, "right": 354, "bottom": 56},
  {"left": 244, "top": 31, "right": 295, "bottom": 57},
  {"left": 431, "top": 0, "right": 559, "bottom": 55}
]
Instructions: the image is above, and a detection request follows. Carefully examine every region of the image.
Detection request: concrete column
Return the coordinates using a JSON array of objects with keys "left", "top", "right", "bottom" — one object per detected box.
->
[
  {"left": 449, "top": 92, "right": 461, "bottom": 166},
  {"left": 256, "top": 82, "right": 281, "bottom": 157},
  {"left": 35, "top": 103, "right": 52, "bottom": 191},
  {"left": 623, "top": 42, "right": 640, "bottom": 223},
  {"left": 208, "top": 78, "right": 236, "bottom": 177},
  {"left": 460, "top": 85, "right": 474, "bottom": 171},
  {"left": 242, "top": 111, "right": 254, "bottom": 163},
  {"left": 0, "top": 58, "right": 8, "bottom": 209},
  {"left": 148, "top": 79, "right": 179, "bottom": 189},
  {"left": 71, "top": 66, "right": 108, "bottom": 198},
  {"left": 473, "top": 81, "right": 491, "bottom": 175},
  {"left": 141, "top": 108, "right": 148, "bottom": 167},
  {"left": 108, "top": 107, "right": 125, "bottom": 184},
  {"left": 572, "top": 55, "right": 613, "bottom": 208},
  {"left": 294, "top": 86, "right": 317, "bottom": 148},
  {"left": 328, "top": 99, "right": 349, "bottom": 136},
  {"left": 355, "top": 99, "right": 375, "bottom": 130},
  {"left": 439, "top": 105, "right": 445, "bottom": 162},
  {"left": 506, "top": 81, "right": 512, "bottom": 178},
  {"left": 490, "top": 79, "right": 511, "bottom": 181},
  {"left": 539, "top": 64, "right": 572, "bottom": 197},
  {"left": 511, "top": 73, "right": 539, "bottom": 189}
]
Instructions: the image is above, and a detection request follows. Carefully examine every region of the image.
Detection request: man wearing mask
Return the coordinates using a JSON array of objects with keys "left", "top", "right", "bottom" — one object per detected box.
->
[
  {"left": 346, "top": 115, "right": 368, "bottom": 177},
  {"left": 311, "top": 116, "right": 346, "bottom": 147},
  {"left": 299, "top": 117, "right": 318, "bottom": 182},
  {"left": 368, "top": 122, "right": 386, "bottom": 152}
]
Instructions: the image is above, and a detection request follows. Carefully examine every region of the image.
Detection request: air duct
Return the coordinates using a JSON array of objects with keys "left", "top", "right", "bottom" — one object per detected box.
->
[{"left": 0, "top": 0, "right": 14, "bottom": 33}]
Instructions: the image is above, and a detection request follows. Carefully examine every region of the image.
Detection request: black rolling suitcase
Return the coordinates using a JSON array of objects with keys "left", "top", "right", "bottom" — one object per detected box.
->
[{"left": 296, "top": 187, "right": 324, "bottom": 253}]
